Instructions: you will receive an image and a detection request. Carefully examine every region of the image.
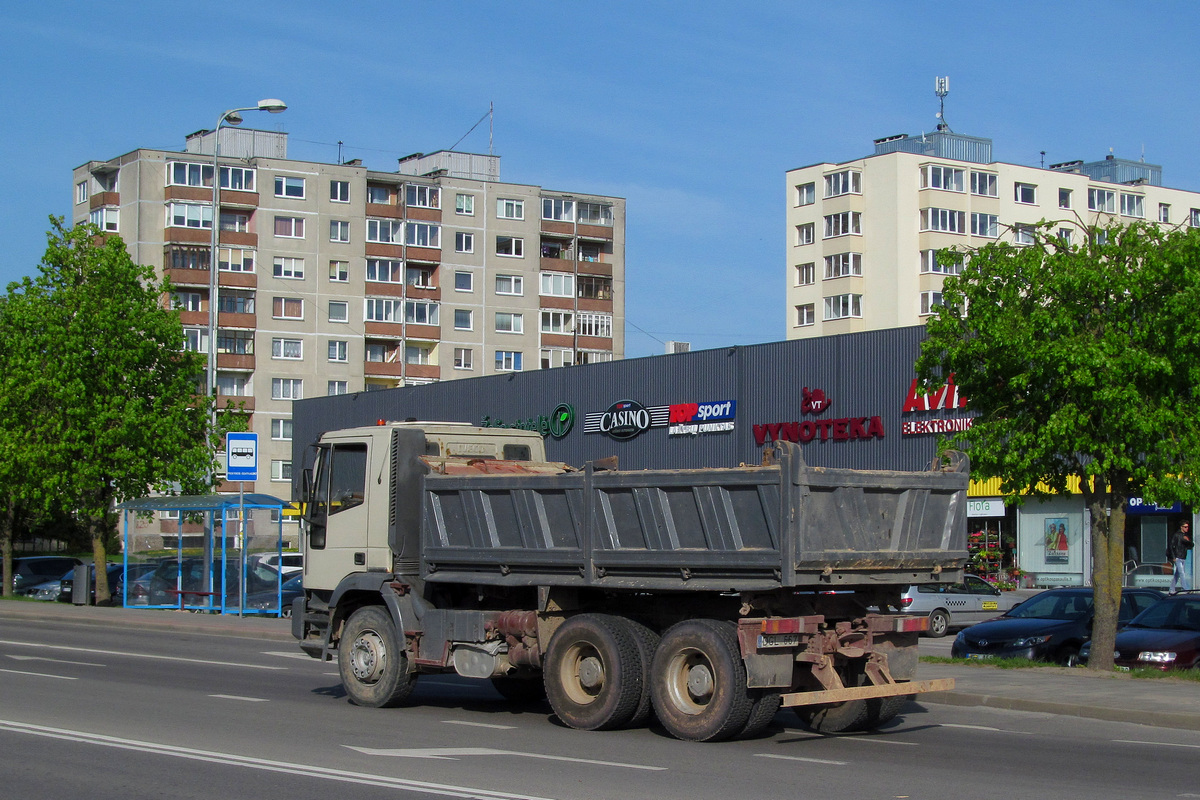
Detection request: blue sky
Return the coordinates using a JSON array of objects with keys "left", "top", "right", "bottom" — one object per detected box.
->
[{"left": 3, "top": 2, "right": 1199, "bottom": 357}]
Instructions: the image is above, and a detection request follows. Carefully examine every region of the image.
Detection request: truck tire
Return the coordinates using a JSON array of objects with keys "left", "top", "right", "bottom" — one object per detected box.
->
[
  {"left": 338, "top": 605, "right": 417, "bottom": 708},
  {"left": 624, "top": 619, "right": 661, "bottom": 727},
  {"left": 544, "top": 614, "right": 643, "bottom": 731},
  {"left": 927, "top": 609, "right": 950, "bottom": 638},
  {"left": 650, "top": 619, "right": 754, "bottom": 742},
  {"left": 738, "top": 690, "right": 783, "bottom": 738},
  {"left": 793, "top": 670, "right": 904, "bottom": 734}
]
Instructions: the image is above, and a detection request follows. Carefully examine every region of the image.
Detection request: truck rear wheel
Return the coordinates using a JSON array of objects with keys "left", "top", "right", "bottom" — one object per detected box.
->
[
  {"left": 793, "top": 670, "right": 905, "bottom": 734},
  {"left": 624, "top": 619, "right": 661, "bottom": 727},
  {"left": 651, "top": 619, "right": 754, "bottom": 742},
  {"left": 544, "top": 614, "right": 643, "bottom": 731},
  {"left": 338, "top": 606, "right": 416, "bottom": 708}
]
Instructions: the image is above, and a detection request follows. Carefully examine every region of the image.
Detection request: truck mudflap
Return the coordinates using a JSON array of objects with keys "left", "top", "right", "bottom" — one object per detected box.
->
[{"left": 780, "top": 678, "right": 955, "bottom": 708}]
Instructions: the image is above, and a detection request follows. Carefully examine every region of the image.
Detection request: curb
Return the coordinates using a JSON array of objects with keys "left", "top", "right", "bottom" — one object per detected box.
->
[
  {"left": 921, "top": 690, "right": 1200, "bottom": 733},
  {"left": 0, "top": 602, "right": 295, "bottom": 643}
]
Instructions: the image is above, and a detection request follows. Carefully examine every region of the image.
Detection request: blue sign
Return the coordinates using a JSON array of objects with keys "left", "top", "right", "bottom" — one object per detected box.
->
[{"left": 226, "top": 432, "right": 258, "bottom": 481}]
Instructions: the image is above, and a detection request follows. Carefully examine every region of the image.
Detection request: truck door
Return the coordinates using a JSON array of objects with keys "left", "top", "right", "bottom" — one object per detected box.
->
[{"left": 306, "top": 442, "right": 370, "bottom": 589}]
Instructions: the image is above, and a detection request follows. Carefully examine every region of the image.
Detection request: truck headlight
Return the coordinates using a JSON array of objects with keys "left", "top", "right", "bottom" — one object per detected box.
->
[{"left": 1137, "top": 651, "right": 1177, "bottom": 664}]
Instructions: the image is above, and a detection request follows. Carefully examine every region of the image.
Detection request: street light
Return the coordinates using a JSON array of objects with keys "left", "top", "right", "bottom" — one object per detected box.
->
[{"left": 207, "top": 99, "right": 287, "bottom": 439}]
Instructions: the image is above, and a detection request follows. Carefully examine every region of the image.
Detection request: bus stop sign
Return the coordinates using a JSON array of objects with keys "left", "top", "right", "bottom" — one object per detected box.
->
[{"left": 226, "top": 432, "right": 258, "bottom": 481}]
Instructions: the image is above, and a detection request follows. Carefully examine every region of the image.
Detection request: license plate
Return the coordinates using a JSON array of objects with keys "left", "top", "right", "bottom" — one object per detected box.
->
[
  {"left": 965, "top": 653, "right": 994, "bottom": 660},
  {"left": 981, "top": 601, "right": 998, "bottom": 610},
  {"left": 758, "top": 633, "right": 800, "bottom": 648}
]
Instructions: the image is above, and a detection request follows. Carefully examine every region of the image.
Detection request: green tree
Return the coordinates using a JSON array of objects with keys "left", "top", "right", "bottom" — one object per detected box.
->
[
  {"left": 917, "top": 221, "right": 1200, "bottom": 671},
  {"left": 0, "top": 218, "right": 222, "bottom": 603}
]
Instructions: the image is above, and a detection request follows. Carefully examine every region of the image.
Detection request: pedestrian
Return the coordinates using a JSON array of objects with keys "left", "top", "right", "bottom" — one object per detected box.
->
[{"left": 1168, "top": 521, "right": 1194, "bottom": 594}]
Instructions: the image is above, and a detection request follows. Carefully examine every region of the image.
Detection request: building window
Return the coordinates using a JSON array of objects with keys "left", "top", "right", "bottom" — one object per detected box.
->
[
  {"left": 795, "top": 182, "right": 815, "bottom": 206},
  {"left": 168, "top": 162, "right": 214, "bottom": 187},
  {"left": 824, "top": 252, "right": 862, "bottom": 279},
  {"left": 540, "top": 272, "right": 574, "bottom": 297},
  {"left": 796, "top": 304, "right": 815, "bottom": 327},
  {"left": 366, "top": 259, "right": 402, "bottom": 283},
  {"left": 1192, "top": 209, "right": 1200, "bottom": 228},
  {"left": 329, "top": 260, "right": 349, "bottom": 282},
  {"left": 1014, "top": 182, "right": 1037, "bottom": 205},
  {"left": 405, "top": 344, "right": 433, "bottom": 365},
  {"left": 217, "top": 289, "right": 255, "bottom": 315},
  {"left": 795, "top": 223, "right": 815, "bottom": 246},
  {"left": 365, "top": 298, "right": 401, "bottom": 322},
  {"left": 919, "top": 291, "right": 944, "bottom": 316},
  {"left": 405, "top": 300, "right": 439, "bottom": 325},
  {"left": 271, "top": 460, "right": 292, "bottom": 482},
  {"left": 496, "top": 236, "right": 524, "bottom": 257},
  {"left": 406, "top": 184, "right": 440, "bottom": 209},
  {"left": 167, "top": 246, "right": 209, "bottom": 271},
  {"left": 218, "top": 247, "right": 254, "bottom": 273},
  {"left": 823, "top": 293, "right": 862, "bottom": 320},
  {"left": 921, "top": 249, "right": 962, "bottom": 275},
  {"left": 970, "top": 213, "right": 998, "bottom": 238},
  {"left": 454, "top": 309, "right": 473, "bottom": 330},
  {"left": 577, "top": 202, "right": 613, "bottom": 226},
  {"left": 1088, "top": 188, "right": 1116, "bottom": 213},
  {"left": 824, "top": 211, "right": 861, "bottom": 238},
  {"left": 542, "top": 198, "right": 574, "bottom": 220},
  {"left": 328, "top": 380, "right": 348, "bottom": 395},
  {"left": 1059, "top": 188, "right": 1072, "bottom": 209},
  {"left": 576, "top": 312, "right": 612, "bottom": 338},
  {"left": 75, "top": 181, "right": 89, "bottom": 204},
  {"left": 1120, "top": 193, "right": 1144, "bottom": 218},
  {"left": 217, "top": 330, "right": 253, "bottom": 355},
  {"left": 271, "top": 419, "right": 293, "bottom": 441},
  {"left": 541, "top": 310, "right": 573, "bottom": 334},
  {"left": 497, "top": 198, "right": 524, "bottom": 220},
  {"left": 366, "top": 218, "right": 403, "bottom": 244},
  {"left": 330, "top": 180, "right": 349, "bottom": 203},
  {"left": 365, "top": 342, "right": 388, "bottom": 363},
  {"left": 216, "top": 373, "right": 250, "bottom": 398},
  {"left": 89, "top": 207, "right": 119, "bottom": 232},
  {"left": 174, "top": 291, "right": 202, "bottom": 312},
  {"left": 406, "top": 222, "right": 440, "bottom": 248},
  {"left": 495, "top": 312, "right": 524, "bottom": 334},
  {"left": 328, "top": 340, "right": 348, "bottom": 362},
  {"left": 328, "top": 301, "right": 348, "bottom": 323},
  {"left": 272, "top": 296, "right": 303, "bottom": 320},
  {"left": 272, "top": 378, "right": 303, "bottom": 400},
  {"left": 921, "top": 165, "right": 964, "bottom": 192},
  {"left": 274, "top": 176, "right": 305, "bottom": 199},
  {"left": 495, "top": 350, "right": 522, "bottom": 371},
  {"left": 406, "top": 265, "right": 433, "bottom": 289},
  {"left": 796, "top": 262, "right": 815, "bottom": 286},
  {"left": 168, "top": 203, "right": 212, "bottom": 230},
  {"left": 541, "top": 349, "right": 574, "bottom": 369},
  {"left": 495, "top": 275, "right": 523, "bottom": 295},
  {"left": 454, "top": 348, "right": 473, "bottom": 370},
  {"left": 823, "top": 170, "right": 861, "bottom": 198},
  {"left": 272, "top": 257, "right": 304, "bottom": 280},
  {"left": 1057, "top": 228, "right": 1073, "bottom": 245},
  {"left": 455, "top": 271, "right": 473, "bottom": 292},
  {"left": 1159, "top": 203, "right": 1171, "bottom": 223},
  {"left": 274, "top": 216, "right": 304, "bottom": 238},
  {"left": 366, "top": 185, "right": 391, "bottom": 204},
  {"left": 455, "top": 231, "right": 474, "bottom": 253},
  {"left": 578, "top": 275, "right": 612, "bottom": 301},
  {"left": 220, "top": 212, "right": 249, "bottom": 232},
  {"left": 970, "top": 172, "right": 998, "bottom": 197},
  {"left": 921, "top": 208, "right": 965, "bottom": 234},
  {"left": 1014, "top": 224, "right": 1035, "bottom": 245},
  {"left": 329, "top": 220, "right": 350, "bottom": 243},
  {"left": 456, "top": 193, "right": 474, "bottom": 215},
  {"left": 182, "top": 327, "right": 208, "bottom": 353}
]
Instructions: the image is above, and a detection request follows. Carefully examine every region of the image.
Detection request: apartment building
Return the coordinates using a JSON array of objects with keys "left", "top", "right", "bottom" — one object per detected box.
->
[
  {"left": 785, "top": 130, "right": 1200, "bottom": 339},
  {"left": 72, "top": 128, "right": 625, "bottom": 496}
]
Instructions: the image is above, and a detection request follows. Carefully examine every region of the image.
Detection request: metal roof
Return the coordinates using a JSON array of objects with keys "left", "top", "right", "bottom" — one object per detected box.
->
[{"left": 116, "top": 494, "right": 292, "bottom": 512}]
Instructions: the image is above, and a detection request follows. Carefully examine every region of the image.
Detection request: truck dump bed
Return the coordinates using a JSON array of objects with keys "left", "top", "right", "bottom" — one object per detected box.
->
[{"left": 417, "top": 440, "right": 968, "bottom": 592}]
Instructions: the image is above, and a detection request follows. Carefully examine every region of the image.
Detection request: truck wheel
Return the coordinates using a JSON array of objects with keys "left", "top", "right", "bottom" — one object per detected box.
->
[
  {"left": 651, "top": 619, "right": 754, "bottom": 742},
  {"left": 491, "top": 675, "right": 547, "bottom": 704},
  {"left": 624, "top": 619, "right": 661, "bottom": 727},
  {"left": 544, "top": 614, "right": 643, "bottom": 731},
  {"left": 927, "top": 609, "right": 950, "bottom": 638},
  {"left": 738, "top": 690, "right": 782, "bottom": 739},
  {"left": 794, "top": 670, "right": 903, "bottom": 734},
  {"left": 338, "top": 606, "right": 417, "bottom": 708}
]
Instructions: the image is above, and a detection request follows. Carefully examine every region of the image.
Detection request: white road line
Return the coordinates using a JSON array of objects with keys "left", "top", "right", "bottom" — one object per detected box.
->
[
  {"left": 210, "top": 694, "right": 269, "bottom": 702},
  {"left": 1113, "top": 739, "right": 1200, "bottom": 750},
  {"left": 938, "top": 723, "right": 1034, "bottom": 735},
  {"left": 0, "top": 719, "right": 558, "bottom": 800},
  {"left": 0, "top": 668, "right": 77, "bottom": 680},
  {"left": 7, "top": 654, "right": 105, "bottom": 667},
  {"left": 262, "top": 651, "right": 315, "bottom": 660},
  {"left": 755, "top": 753, "right": 848, "bottom": 766},
  {"left": 347, "top": 746, "right": 667, "bottom": 772},
  {"left": 0, "top": 640, "right": 285, "bottom": 671},
  {"left": 444, "top": 720, "right": 517, "bottom": 730},
  {"left": 782, "top": 729, "right": 918, "bottom": 746}
]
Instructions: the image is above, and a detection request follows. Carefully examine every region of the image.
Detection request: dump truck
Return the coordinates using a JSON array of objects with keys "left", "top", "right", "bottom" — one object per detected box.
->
[{"left": 292, "top": 421, "right": 966, "bottom": 742}]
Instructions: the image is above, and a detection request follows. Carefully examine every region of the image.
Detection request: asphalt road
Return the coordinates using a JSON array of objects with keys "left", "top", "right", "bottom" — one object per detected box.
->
[{"left": 2, "top": 616, "right": 1198, "bottom": 800}]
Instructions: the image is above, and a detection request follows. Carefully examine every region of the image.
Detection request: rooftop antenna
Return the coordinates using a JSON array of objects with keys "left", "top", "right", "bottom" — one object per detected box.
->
[
  {"left": 489, "top": 101, "right": 494, "bottom": 156},
  {"left": 934, "top": 76, "right": 952, "bottom": 133},
  {"left": 337, "top": 140, "right": 343, "bottom": 164}
]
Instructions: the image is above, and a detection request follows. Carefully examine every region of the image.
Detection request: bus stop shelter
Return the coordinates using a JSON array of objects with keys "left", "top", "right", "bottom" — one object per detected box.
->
[{"left": 116, "top": 494, "right": 292, "bottom": 615}]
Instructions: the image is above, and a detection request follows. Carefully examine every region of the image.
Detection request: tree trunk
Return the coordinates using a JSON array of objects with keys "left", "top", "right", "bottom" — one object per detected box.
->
[
  {"left": 1087, "top": 494, "right": 1125, "bottom": 672},
  {"left": 89, "top": 514, "right": 111, "bottom": 605},
  {"left": 1, "top": 496, "right": 13, "bottom": 599}
]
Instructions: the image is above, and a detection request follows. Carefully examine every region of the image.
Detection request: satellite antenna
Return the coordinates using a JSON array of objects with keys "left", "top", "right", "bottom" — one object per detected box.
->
[{"left": 934, "top": 76, "right": 952, "bottom": 132}]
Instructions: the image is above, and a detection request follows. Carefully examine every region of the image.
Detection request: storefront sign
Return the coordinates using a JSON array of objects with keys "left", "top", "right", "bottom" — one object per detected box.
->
[
  {"left": 900, "top": 376, "right": 974, "bottom": 436},
  {"left": 753, "top": 417, "right": 886, "bottom": 446},
  {"left": 668, "top": 400, "right": 736, "bottom": 436},
  {"left": 584, "top": 399, "right": 670, "bottom": 441},
  {"left": 1126, "top": 497, "right": 1183, "bottom": 515},
  {"left": 968, "top": 499, "right": 1004, "bottom": 517},
  {"left": 481, "top": 403, "right": 575, "bottom": 439}
]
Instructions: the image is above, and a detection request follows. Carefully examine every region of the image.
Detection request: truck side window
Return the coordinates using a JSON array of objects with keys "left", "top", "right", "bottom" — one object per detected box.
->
[
  {"left": 327, "top": 444, "right": 368, "bottom": 515},
  {"left": 503, "top": 444, "right": 531, "bottom": 461}
]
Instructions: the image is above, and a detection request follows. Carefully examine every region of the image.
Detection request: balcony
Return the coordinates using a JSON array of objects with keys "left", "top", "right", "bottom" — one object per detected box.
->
[
  {"left": 366, "top": 202, "right": 403, "bottom": 219},
  {"left": 216, "top": 394, "right": 254, "bottom": 412},
  {"left": 89, "top": 191, "right": 119, "bottom": 209},
  {"left": 216, "top": 353, "right": 255, "bottom": 370},
  {"left": 364, "top": 359, "right": 405, "bottom": 378}
]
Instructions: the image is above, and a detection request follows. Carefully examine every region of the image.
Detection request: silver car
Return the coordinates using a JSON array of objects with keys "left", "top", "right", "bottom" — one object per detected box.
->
[{"left": 900, "top": 574, "right": 1019, "bottom": 637}]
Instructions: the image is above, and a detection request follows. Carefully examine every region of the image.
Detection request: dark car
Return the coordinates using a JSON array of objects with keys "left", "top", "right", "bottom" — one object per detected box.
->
[
  {"left": 1081, "top": 592, "right": 1200, "bottom": 670},
  {"left": 59, "top": 563, "right": 158, "bottom": 605},
  {"left": 146, "top": 557, "right": 282, "bottom": 607},
  {"left": 12, "top": 556, "right": 84, "bottom": 593},
  {"left": 951, "top": 587, "right": 1164, "bottom": 665},
  {"left": 243, "top": 573, "right": 304, "bottom": 616}
]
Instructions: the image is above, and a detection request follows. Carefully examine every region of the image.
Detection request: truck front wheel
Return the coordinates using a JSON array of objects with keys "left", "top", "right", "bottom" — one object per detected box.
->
[
  {"left": 544, "top": 614, "right": 643, "bottom": 731},
  {"left": 650, "top": 619, "right": 754, "bottom": 742},
  {"left": 338, "top": 606, "right": 417, "bottom": 708}
]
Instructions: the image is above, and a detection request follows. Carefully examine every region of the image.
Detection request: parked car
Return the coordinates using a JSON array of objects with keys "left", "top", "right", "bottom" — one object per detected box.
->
[
  {"left": 251, "top": 552, "right": 303, "bottom": 577},
  {"left": 899, "top": 574, "right": 1020, "bottom": 637},
  {"left": 12, "top": 556, "right": 83, "bottom": 593},
  {"left": 146, "top": 557, "right": 283, "bottom": 607},
  {"left": 951, "top": 587, "right": 1164, "bottom": 665},
  {"left": 1081, "top": 592, "right": 1200, "bottom": 670},
  {"left": 59, "top": 563, "right": 158, "bottom": 605},
  {"left": 243, "top": 573, "right": 304, "bottom": 616},
  {"left": 18, "top": 568, "right": 76, "bottom": 601}
]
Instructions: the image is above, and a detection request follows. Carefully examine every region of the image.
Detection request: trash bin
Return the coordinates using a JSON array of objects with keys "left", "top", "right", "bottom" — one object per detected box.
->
[{"left": 72, "top": 563, "right": 91, "bottom": 605}]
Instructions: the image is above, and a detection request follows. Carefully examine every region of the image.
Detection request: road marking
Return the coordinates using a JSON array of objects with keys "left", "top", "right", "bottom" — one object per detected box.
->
[
  {"left": 0, "top": 640, "right": 285, "bottom": 671},
  {"left": 262, "top": 651, "right": 315, "bottom": 660},
  {"left": 347, "top": 746, "right": 667, "bottom": 771},
  {"left": 783, "top": 729, "right": 918, "bottom": 746},
  {"left": 938, "top": 723, "right": 1033, "bottom": 735},
  {"left": 210, "top": 694, "right": 269, "bottom": 702},
  {"left": 7, "top": 654, "right": 104, "bottom": 667},
  {"left": 755, "top": 753, "right": 848, "bottom": 766},
  {"left": 0, "top": 668, "right": 77, "bottom": 680},
  {"left": 444, "top": 720, "right": 517, "bottom": 730},
  {"left": 1113, "top": 739, "right": 1200, "bottom": 750},
  {"left": 0, "top": 719, "right": 558, "bottom": 800}
]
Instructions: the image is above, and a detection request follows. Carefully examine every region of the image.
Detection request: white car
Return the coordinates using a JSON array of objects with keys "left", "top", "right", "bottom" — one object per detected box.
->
[
  {"left": 899, "top": 574, "right": 1020, "bottom": 637},
  {"left": 253, "top": 552, "right": 303, "bottom": 577}
]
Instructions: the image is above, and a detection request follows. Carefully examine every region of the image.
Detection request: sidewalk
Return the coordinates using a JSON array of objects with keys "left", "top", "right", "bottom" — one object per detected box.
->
[{"left": 2, "top": 599, "right": 1197, "bottom": 732}]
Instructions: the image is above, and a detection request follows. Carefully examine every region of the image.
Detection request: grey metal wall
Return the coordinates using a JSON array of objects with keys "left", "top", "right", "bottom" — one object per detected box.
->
[{"left": 291, "top": 326, "right": 964, "bottom": 493}]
